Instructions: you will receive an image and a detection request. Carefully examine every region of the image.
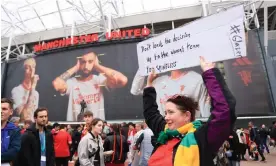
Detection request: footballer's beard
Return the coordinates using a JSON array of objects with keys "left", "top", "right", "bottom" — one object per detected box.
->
[
  {"left": 79, "top": 70, "right": 93, "bottom": 78},
  {"left": 37, "top": 120, "right": 47, "bottom": 128}
]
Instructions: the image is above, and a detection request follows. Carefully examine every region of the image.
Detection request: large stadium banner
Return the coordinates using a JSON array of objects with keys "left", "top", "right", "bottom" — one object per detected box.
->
[
  {"left": 2, "top": 33, "right": 274, "bottom": 122},
  {"left": 223, "top": 30, "right": 274, "bottom": 116}
]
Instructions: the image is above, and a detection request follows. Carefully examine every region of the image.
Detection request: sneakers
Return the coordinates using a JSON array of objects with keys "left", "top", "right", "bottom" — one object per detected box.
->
[{"left": 260, "top": 158, "right": 266, "bottom": 162}]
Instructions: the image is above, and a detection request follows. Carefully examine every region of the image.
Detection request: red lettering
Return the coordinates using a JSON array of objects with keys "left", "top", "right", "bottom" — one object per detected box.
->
[
  {"left": 66, "top": 38, "right": 71, "bottom": 46},
  {"left": 54, "top": 40, "right": 59, "bottom": 48},
  {"left": 42, "top": 44, "right": 47, "bottom": 50},
  {"left": 105, "top": 32, "right": 112, "bottom": 40},
  {"left": 142, "top": 28, "right": 150, "bottom": 36},
  {"left": 134, "top": 29, "right": 141, "bottom": 37},
  {"left": 117, "top": 31, "right": 121, "bottom": 39},
  {"left": 80, "top": 36, "right": 86, "bottom": 43},
  {"left": 87, "top": 94, "right": 92, "bottom": 99},
  {"left": 91, "top": 34, "right": 98, "bottom": 42},
  {"left": 126, "top": 30, "right": 133, "bottom": 38},
  {"left": 113, "top": 31, "right": 122, "bottom": 39},
  {"left": 73, "top": 37, "right": 79, "bottom": 45},
  {"left": 46, "top": 41, "right": 55, "bottom": 49},
  {"left": 95, "top": 93, "right": 100, "bottom": 102},
  {"left": 121, "top": 30, "right": 126, "bottom": 38},
  {"left": 73, "top": 93, "right": 101, "bottom": 105},
  {"left": 90, "top": 94, "right": 94, "bottom": 103},
  {"left": 85, "top": 35, "right": 92, "bottom": 43},
  {"left": 33, "top": 28, "right": 150, "bottom": 51},
  {"left": 111, "top": 31, "right": 117, "bottom": 39},
  {"left": 59, "top": 39, "right": 66, "bottom": 47},
  {"left": 33, "top": 44, "right": 42, "bottom": 52}
]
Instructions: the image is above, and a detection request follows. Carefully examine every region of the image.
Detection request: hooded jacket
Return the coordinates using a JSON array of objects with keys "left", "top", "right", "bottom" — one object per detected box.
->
[
  {"left": 78, "top": 132, "right": 105, "bottom": 166},
  {"left": 13, "top": 123, "right": 55, "bottom": 166},
  {"left": 143, "top": 68, "right": 236, "bottom": 166},
  {"left": 1, "top": 122, "right": 21, "bottom": 163}
]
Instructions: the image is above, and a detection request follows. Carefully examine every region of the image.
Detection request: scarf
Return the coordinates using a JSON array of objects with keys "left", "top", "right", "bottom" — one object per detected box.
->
[{"left": 157, "top": 120, "right": 202, "bottom": 166}]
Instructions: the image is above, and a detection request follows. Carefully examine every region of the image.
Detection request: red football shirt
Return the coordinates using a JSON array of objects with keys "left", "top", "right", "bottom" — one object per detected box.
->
[
  {"left": 53, "top": 130, "right": 72, "bottom": 157},
  {"left": 20, "top": 128, "right": 26, "bottom": 134}
]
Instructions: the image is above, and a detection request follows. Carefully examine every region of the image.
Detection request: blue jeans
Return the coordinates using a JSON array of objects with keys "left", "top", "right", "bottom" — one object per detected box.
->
[
  {"left": 228, "top": 160, "right": 240, "bottom": 166},
  {"left": 260, "top": 138, "right": 270, "bottom": 153}
]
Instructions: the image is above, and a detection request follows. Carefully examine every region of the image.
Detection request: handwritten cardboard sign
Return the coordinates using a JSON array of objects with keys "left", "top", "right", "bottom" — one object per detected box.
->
[{"left": 137, "top": 5, "right": 246, "bottom": 76}]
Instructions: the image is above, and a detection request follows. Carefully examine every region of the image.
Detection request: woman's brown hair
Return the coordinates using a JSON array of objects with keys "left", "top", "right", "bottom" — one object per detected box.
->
[
  {"left": 167, "top": 95, "right": 198, "bottom": 121},
  {"left": 89, "top": 118, "right": 103, "bottom": 131}
]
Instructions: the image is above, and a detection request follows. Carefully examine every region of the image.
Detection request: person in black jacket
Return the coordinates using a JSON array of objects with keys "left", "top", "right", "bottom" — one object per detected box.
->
[
  {"left": 259, "top": 124, "right": 270, "bottom": 153},
  {"left": 104, "top": 123, "right": 129, "bottom": 165},
  {"left": 120, "top": 122, "right": 129, "bottom": 140},
  {"left": 14, "top": 107, "right": 55, "bottom": 166},
  {"left": 248, "top": 121, "right": 265, "bottom": 161},
  {"left": 225, "top": 130, "right": 241, "bottom": 166},
  {"left": 70, "top": 125, "right": 82, "bottom": 159},
  {"left": 143, "top": 57, "right": 236, "bottom": 166}
]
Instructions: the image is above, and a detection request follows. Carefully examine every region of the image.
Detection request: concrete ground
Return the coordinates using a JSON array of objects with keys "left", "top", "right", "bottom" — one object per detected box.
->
[
  {"left": 241, "top": 146, "right": 276, "bottom": 166},
  {"left": 68, "top": 146, "right": 276, "bottom": 166}
]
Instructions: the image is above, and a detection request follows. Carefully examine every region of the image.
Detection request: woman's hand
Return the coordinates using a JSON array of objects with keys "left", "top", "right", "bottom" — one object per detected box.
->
[
  {"left": 146, "top": 70, "right": 158, "bottom": 87},
  {"left": 200, "top": 56, "right": 215, "bottom": 72}
]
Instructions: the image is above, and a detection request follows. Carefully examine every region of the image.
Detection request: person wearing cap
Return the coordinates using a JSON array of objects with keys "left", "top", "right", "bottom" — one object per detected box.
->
[{"left": 11, "top": 58, "right": 39, "bottom": 122}]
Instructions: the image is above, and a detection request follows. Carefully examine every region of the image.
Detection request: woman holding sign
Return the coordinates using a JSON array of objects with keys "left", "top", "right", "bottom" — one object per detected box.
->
[
  {"left": 131, "top": 68, "right": 211, "bottom": 118},
  {"left": 143, "top": 57, "right": 236, "bottom": 166}
]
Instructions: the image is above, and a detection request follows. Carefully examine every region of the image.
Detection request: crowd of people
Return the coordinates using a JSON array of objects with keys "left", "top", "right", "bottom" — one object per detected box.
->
[
  {"left": 2, "top": 57, "right": 276, "bottom": 166},
  {"left": 1, "top": 100, "right": 155, "bottom": 166},
  {"left": 215, "top": 122, "right": 276, "bottom": 166}
]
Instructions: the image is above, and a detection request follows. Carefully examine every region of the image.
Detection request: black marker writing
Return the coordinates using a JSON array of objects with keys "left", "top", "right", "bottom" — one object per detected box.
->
[
  {"left": 146, "top": 57, "right": 151, "bottom": 63},
  {"left": 230, "top": 25, "right": 241, "bottom": 34},
  {"left": 171, "top": 46, "right": 185, "bottom": 55},
  {"left": 230, "top": 24, "right": 243, "bottom": 57},
  {"left": 141, "top": 44, "right": 151, "bottom": 52},
  {"left": 154, "top": 51, "right": 169, "bottom": 60},
  {"left": 187, "top": 43, "right": 200, "bottom": 50},
  {"left": 165, "top": 38, "right": 171, "bottom": 44},
  {"left": 153, "top": 41, "right": 163, "bottom": 49},
  {"left": 155, "top": 61, "right": 177, "bottom": 73},
  {"left": 173, "top": 32, "right": 191, "bottom": 42},
  {"left": 146, "top": 67, "right": 155, "bottom": 74}
]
